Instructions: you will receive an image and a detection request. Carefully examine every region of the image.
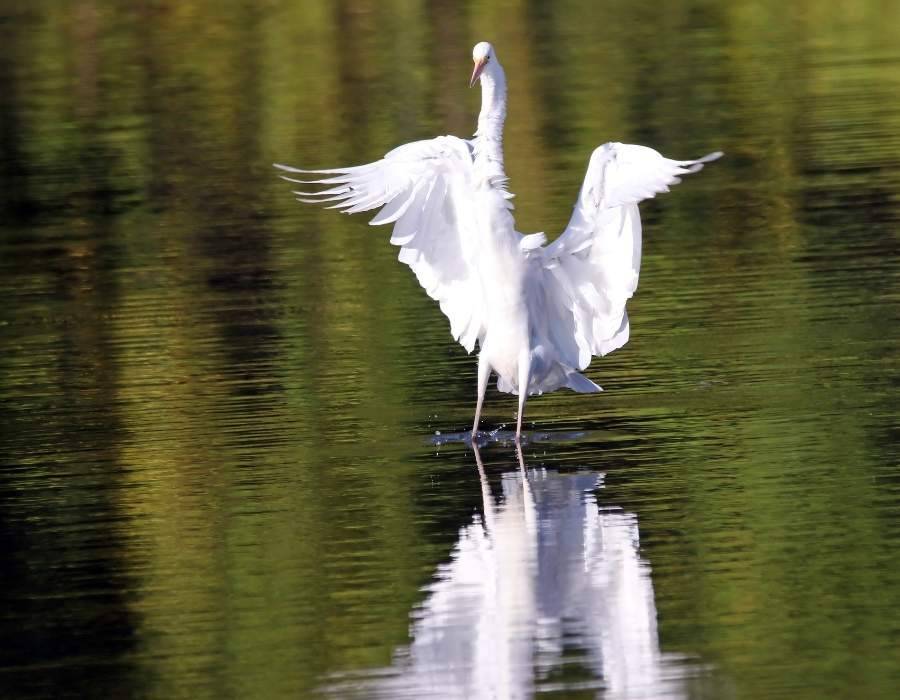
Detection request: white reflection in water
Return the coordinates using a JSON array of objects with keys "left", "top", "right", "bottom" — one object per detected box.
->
[{"left": 327, "top": 445, "right": 691, "bottom": 699}]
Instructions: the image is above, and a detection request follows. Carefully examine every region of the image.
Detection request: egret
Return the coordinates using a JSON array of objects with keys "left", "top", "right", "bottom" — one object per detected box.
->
[{"left": 276, "top": 41, "right": 721, "bottom": 442}]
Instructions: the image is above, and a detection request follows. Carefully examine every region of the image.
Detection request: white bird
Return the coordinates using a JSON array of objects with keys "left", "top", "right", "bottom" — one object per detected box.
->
[{"left": 276, "top": 41, "right": 721, "bottom": 442}]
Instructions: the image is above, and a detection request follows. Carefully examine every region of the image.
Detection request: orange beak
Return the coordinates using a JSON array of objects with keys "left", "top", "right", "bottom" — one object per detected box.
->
[{"left": 469, "top": 57, "right": 487, "bottom": 88}]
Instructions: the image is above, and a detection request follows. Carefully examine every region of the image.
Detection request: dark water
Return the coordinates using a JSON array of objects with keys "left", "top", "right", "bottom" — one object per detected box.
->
[{"left": 1, "top": 1, "right": 899, "bottom": 698}]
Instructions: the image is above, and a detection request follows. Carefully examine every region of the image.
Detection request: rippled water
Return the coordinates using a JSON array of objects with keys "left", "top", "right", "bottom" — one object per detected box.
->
[{"left": 1, "top": 1, "right": 899, "bottom": 699}]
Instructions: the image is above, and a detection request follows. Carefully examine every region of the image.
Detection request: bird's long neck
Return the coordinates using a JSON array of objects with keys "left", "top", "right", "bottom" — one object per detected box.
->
[{"left": 474, "top": 61, "right": 507, "bottom": 175}]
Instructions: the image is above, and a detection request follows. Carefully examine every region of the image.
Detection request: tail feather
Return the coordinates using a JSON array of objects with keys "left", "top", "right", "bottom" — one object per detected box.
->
[{"left": 566, "top": 372, "right": 602, "bottom": 393}]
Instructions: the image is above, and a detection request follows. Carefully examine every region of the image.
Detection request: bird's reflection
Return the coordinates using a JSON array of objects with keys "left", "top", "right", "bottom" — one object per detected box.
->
[{"left": 327, "top": 444, "right": 690, "bottom": 699}]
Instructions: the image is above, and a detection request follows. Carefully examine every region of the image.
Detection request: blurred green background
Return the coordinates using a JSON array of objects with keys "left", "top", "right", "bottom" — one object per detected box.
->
[{"left": 1, "top": 1, "right": 898, "bottom": 698}]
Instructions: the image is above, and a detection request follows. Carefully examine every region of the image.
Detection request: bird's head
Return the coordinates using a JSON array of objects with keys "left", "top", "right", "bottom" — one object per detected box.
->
[{"left": 469, "top": 41, "right": 495, "bottom": 88}]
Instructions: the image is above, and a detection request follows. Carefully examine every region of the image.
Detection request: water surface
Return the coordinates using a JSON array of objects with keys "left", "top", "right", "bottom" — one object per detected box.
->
[{"left": 1, "top": 1, "right": 898, "bottom": 698}]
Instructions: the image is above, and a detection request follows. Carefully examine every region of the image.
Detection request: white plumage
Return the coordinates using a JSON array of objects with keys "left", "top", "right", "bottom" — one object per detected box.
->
[{"left": 276, "top": 41, "right": 721, "bottom": 440}]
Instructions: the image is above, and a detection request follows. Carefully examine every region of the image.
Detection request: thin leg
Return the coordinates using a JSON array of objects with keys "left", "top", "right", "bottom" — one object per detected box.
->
[
  {"left": 515, "top": 350, "right": 531, "bottom": 444},
  {"left": 472, "top": 352, "right": 491, "bottom": 437},
  {"left": 515, "top": 392, "right": 527, "bottom": 443}
]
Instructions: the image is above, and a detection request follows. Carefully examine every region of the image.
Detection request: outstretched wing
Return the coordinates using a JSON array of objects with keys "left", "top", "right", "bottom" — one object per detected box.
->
[
  {"left": 275, "top": 136, "right": 486, "bottom": 352},
  {"left": 542, "top": 142, "right": 722, "bottom": 369}
]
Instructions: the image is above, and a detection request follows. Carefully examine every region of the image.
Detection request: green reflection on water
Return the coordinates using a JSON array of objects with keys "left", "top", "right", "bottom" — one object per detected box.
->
[{"left": 1, "top": 1, "right": 898, "bottom": 698}]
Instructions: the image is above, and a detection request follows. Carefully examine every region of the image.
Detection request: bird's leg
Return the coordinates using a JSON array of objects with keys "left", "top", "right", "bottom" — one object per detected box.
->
[
  {"left": 515, "top": 349, "right": 531, "bottom": 444},
  {"left": 472, "top": 352, "right": 491, "bottom": 438},
  {"left": 515, "top": 392, "right": 527, "bottom": 443}
]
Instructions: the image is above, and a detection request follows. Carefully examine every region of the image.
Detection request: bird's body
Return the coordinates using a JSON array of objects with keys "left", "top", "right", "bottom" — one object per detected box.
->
[{"left": 277, "top": 42, "right": 720, "bottom": 441}]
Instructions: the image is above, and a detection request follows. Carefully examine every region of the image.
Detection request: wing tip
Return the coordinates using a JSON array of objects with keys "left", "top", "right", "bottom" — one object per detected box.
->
[
  {"left": 274, "top": 162, "right": 356, "bottom": 175},
  {"left": 684, "top": 151, "right": 724, "bottom": 173}
]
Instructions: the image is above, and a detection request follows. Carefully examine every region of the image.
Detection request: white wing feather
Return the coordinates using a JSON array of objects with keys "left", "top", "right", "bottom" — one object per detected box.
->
[
  {"left": 275, "top": 136, "right": 486, "bottom": 352},
  {"left": 543, "top": 142, "right": 722, "bottom": 368}
]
